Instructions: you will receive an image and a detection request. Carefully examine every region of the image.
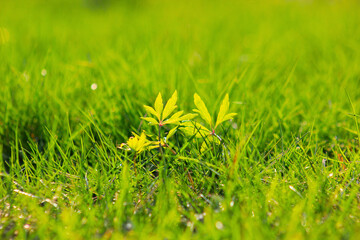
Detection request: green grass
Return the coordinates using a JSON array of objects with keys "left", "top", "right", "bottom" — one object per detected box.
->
[{"left": 1, "top": 0, "right": 360, "bottom": 239}]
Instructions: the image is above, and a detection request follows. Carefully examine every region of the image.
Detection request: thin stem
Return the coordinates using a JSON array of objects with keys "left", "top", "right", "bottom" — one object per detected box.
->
[
  {"left": 158, "top": 125, "right": 163, "bottom": 156},
  {"left": 132, "top": 153, "right": 138, "bottom": 177},
  {"left": 158, "top": 125, "right": 167, "bottom": 188}
]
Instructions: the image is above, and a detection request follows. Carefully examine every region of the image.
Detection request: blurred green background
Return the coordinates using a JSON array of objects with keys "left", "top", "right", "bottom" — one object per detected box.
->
[
  {"left": 2, "top": 0, "right": 360, "bottom": 152},
  {"left": 2, "top": 0, "right": 360, "bottom": 238}
]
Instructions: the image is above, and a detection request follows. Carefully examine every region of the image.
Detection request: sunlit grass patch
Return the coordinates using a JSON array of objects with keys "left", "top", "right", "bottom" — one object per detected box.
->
[{"left": 1, "top": 0, "right": 360, "bottom": 239}]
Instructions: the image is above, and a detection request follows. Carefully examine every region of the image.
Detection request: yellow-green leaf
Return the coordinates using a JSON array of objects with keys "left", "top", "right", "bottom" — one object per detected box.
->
[
  {"left": 181, "top": 121, "right": 210, "bottom": 138},
  {"left": 148, "top": 144, "right": 159, "bottom": 150},
  {"left": 163, "top": 111, "right": 183, "bottom": 125},
  {"left": 221, "top": 113, "right": 237, "bottom": 123},
  {"left": 154, "top": 92, "right": 163, "bottom": 118},
  {"left": 141, "top": 117, "right": 159, "bottom": 125},
  {"left": 177, "top": 113, "right": 197, "bottom": 122},
  {"left": 215, "top": 94, "right": 230, "bottom": 129},
  {"left": 138, "top": 131, "right": 147, "bottom": 147},
  {"left": 143, "top": 105, "right": 159, "bottom": 119},
  {"left": 194, "top": 93, "right": 212, "bottom": 127},
  {"left": 162, "top": 91, "right": 178, "bottom": 120},
  {"left": 123, "top": 131, "right": 157, "bottom": 153},
  {"left": 166, "top": 127, "right": 178, "bottom": 139}
]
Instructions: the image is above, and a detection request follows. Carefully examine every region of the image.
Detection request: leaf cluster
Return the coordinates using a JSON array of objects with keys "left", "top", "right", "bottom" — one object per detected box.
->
[{"left": 119, "top": 91, "right": 237, "bottom": 154}]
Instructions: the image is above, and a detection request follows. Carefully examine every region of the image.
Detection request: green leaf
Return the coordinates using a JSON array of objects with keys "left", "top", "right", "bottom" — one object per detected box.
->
[
  {"left": 221, "top": 113, "right": 237, "bottom": 123},
  {"left": 154, "top": 92, "right": 163, "bottom": 119},
  {"left": 137, "top": 131, "right": 147, "bottom": 147},
  {"left": 147, "top": 144, "right": 159, "bottom": 150},
  {"left": 214, "top": 94, "right": 230, "bottom": 128},
  {"left": 163, "top": 111, "right": 184, "bottom": 125},
  {"left": 141, "top": 117, "right": 159, "bottom": 125},
  {"left": 193, "top": 93, "right": 212, "bottom": 127},
  {"left": 177, "top": 113, "right": 197, "bottom": 122},
  {"left": 143, "top": 105, "right": 159, "bottom": 119},
  {"left": 181, "top": 121, "right": 210, "bottom": 138},
  {"left": 162, "top": 91, "right": 178, "bottom": 120},
  {"left": 126, "top": 131, "right": 151, "bottom": 153},
  {"left": 166, "top": 126, "right": 178, "bottom": 139}
]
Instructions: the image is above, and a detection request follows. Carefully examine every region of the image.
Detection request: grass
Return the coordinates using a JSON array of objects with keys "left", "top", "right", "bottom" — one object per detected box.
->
[{"left": 1, "top": 0, "right": 360, "bottom": 239}]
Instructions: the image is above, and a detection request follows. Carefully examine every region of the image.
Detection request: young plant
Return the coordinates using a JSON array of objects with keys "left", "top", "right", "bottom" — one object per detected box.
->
[
  {"left": 118, "top": 131, "right": 158, "bottom": 154},
  {"left": 194, "top": 93, "right": 237, "bottom": 135},
  {"left": 141, "top": 91, "right": 197, "bottom": 153},
  {"left": 117, "top": 131, "right": 158, "bottom": 174},
  {"left": 118, "top": 91, "right": 237, "bottom": 162},
  {"left": 182, "top": 93, "right": 237, "bottom": 152}
]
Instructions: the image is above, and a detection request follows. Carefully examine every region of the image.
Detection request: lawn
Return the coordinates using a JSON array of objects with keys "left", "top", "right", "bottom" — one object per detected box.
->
[{"left": 1, "top": 0, "right": 360, "bottom": 239}]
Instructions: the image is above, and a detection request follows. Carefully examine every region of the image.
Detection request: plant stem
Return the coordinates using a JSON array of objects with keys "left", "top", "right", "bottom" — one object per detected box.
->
[
  {"left": 158, "top": 125, "right": 167, "bottom": 187},
  {"left": 158, "top": 125, "right": 163, "bottom": 156},
  {"left": 132, "top": 153, "right": 138, "bottom": 177}
]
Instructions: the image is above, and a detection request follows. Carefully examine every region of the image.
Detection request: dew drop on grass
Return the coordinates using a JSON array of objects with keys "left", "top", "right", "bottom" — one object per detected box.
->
[
  {"left": 187, "top": 221, "right": 194, "bottom": 230},
  {"left": 215, "top": 221, "right": 224, "bottom": 230},
  {"left": 23, "top": 224, "right": 31, "bottom": 230},
  {"left": 195, "top": 213, "right": 205, "bottom": 222},
  {"left": 91, "top": 83, "right": 98, "bottom": 90},
  {"left": 122, "top": 221, "right": 133, "bottom": 232}
]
